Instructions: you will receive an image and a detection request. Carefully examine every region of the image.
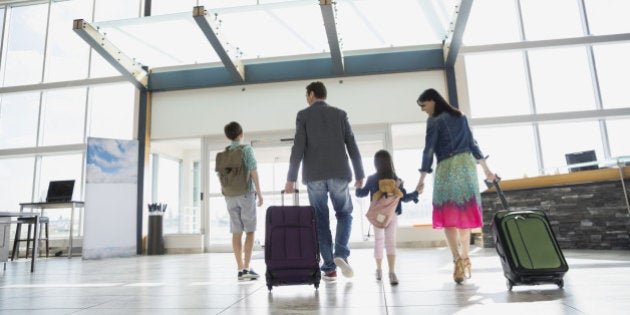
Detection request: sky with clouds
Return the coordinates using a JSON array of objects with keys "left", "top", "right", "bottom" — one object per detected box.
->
[{"left": 87, "top": 138, "right": 138, "bottom": 184}]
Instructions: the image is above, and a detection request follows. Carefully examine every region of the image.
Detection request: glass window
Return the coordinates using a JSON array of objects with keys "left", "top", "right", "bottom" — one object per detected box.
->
[
  {"left": 214, "top": 4, "right": 327, "bottom": 60},
  {"left": 198, "top": 0, "right": 259, "bottom": 8},
  {"left": 0, "top": 92, "right": 40, "bottom": 149},
  {"left": 463, "top": 0, "right": 521, "bottom": 45},
  {"left": 90, "top": 0, "right": 141, "bottom": 77},
  {"left": 606, "top": 118, "right": 630, "bottom": 158},
  {"left": 93, "top": 0, "right": 140, "bottom": 22},
  {"left": 87, "top": 83, "right": 135, "bottom": 140},
  {"left": 519, "top": 0, "right": 583, "bottom": 40},
  {"left": 393, "top": 149, "right": 432, "bottom": 226},
  {"left": 44, "top": 0, "right": 92, "bottom": 82},
  {"left": 155, "top": 155, "right": 182, "bottom": 234},
  {"left": 150, "top": 0, "right": 196, "bottom": 15},
  {"left": 38, "top": 154, "right": 83, "bottom": 201},
  {"left": 472, "top": 125, "right": 539, "bottom": 180},
  {"left": 584, "top": 0, "right": 630, "bottom": 35},
  {"left": 593, "top": 43, "right": 630, "bottom": 109},
  {"left": 0, "top": 157, "right": 35, "bottom": 212},
  {"left": 95, "top": 13, "right": 217, "bottom": 68},
  {"left": 336, "top": 0, "right": 448, "bottom": 51},
  {"left": 89, "top": 54, "right": 121, "bottom": 78},
  {"left": 529, "top": 47, "right": 596, "bottom": 114},
  {"left": 391, "top": 123, "right": 432, "bottom": 226},
  {"left": 208, "top": 195, "right": 229, "bottom": 244},
  {"left": 538, "top": 121, "right": 603, "bottom": 174},
  {"left": 464, "top": 51, "right": 531, "bottom": 118},
  {"left": 2, "top": 4, "right": 48, "bottom": 86},
  {"left": 38, "top": 153, "right": 84, "bottom": 239},
  {"left": 40, "top": 88, "right": 87, "bottom": 146}
]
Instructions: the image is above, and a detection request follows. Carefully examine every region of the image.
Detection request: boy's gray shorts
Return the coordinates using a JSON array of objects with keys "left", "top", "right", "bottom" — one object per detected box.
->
[{"left": 225, "top": 192, "right": 257, "bottom": 233}]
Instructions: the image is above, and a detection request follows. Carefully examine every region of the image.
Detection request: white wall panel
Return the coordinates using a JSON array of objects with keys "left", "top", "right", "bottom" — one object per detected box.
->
[{"left": 151, "top": 71, "right": 446, "bottom": 140}]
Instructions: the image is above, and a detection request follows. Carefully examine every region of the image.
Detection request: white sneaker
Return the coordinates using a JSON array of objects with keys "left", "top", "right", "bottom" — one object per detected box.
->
[{"left": 334, "top": 257, "right": 354, "bottom": 278}]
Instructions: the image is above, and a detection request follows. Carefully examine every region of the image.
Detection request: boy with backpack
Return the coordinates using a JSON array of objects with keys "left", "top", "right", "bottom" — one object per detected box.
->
[{"left": 215, "top": 121, "right": 263, "bottom": 280}]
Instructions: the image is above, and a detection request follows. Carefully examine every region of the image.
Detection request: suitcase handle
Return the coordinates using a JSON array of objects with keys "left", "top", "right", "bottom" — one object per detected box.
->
[
  {"left": 280, "top": 189, "right": 299, "bottom": 206},
  {"left": 484, "top": 177, "right": 510, "bottom": 210}
]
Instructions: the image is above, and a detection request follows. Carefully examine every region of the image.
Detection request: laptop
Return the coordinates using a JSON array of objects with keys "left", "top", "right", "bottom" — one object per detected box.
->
[
  {"left": 565, "top": 150, "right": 598, "bottom": 173},
  {"left": 46, "top": 180, "right": 75, "bottom": 203}
]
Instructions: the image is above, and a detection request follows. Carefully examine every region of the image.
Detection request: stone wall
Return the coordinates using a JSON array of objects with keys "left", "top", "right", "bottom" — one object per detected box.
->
[{"left": 481, "top": 179, "right": 630, "bottom": 250}]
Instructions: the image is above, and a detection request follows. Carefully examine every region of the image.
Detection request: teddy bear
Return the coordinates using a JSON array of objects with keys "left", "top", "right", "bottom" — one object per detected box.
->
[{"left": 372, "top": 178, "right": 404, "bottom": 201}]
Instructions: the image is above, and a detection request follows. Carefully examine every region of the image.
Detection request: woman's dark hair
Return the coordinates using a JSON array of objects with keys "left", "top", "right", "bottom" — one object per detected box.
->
[
  {"left": 224, "top": 121, "right": 243, "bottom": 141},
  {"left": 374, "top": 150, "right": 397, "bottom": 180},
  {"left": 417, "top": 88, "right": 462, "bottom": 117},
  {"left": 306, "top": 81, "right": 327, "bottom": 99}
]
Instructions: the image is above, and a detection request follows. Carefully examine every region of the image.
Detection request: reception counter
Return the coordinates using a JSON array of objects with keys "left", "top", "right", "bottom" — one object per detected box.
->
[{"left": 480, "top": 166, "right": 630, "bottom": 250}]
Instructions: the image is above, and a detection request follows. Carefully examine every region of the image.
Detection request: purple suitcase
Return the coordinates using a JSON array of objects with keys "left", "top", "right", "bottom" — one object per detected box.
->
[{"left": 264, "top": 190, "right": 321, "bottom": 291}]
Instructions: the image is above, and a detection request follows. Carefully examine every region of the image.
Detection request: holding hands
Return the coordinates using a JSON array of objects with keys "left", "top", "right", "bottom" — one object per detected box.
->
[{"left": 415, "top": 181, "right": 424, "bottom": 194}]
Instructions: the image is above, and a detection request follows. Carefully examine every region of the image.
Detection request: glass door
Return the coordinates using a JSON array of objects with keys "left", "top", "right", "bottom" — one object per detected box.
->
[
  {"left": 203, "top": 133, "right": 298, "bottom": 249},
  {"left": 202, "top": 127, "right": 388, "bottom": 249}
]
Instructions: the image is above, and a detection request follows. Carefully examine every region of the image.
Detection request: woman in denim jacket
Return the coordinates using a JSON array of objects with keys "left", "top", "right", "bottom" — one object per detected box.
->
[{"left": 415, "top": 88, "right": 497, "bottom": 284}]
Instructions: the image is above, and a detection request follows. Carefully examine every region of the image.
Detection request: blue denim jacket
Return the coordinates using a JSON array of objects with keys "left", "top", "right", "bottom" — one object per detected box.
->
[{"left": 420, "top": 112, "right": 485, "bottom": 173}]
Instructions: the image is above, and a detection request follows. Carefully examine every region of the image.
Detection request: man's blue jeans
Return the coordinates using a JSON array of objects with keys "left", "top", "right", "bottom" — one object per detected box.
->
[{"left": 306, "top": 178, "right": 353, "bottom": 274}]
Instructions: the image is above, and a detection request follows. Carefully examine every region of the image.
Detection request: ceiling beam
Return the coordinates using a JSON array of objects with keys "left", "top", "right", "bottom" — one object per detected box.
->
[
  {"left": 192, "top": 6, "right": 245, "bottom": 82},
  {"left": 461, "top": 33, "right": 630, "bottom": 54},
  {"left": 443, "top": 0, "right": 474, "bottom": 67},
  {"left": 149, "top": 48, "right": 444, "bottom": 91},
  {"left": 72, "top": 19, "right": 148, "bottom": 90},
  {"left": 319, "top": 0, "right": 344, "bottom": 75}
]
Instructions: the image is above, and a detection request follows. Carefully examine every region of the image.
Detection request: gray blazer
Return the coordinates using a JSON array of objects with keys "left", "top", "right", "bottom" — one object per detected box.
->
[{"left": 287, "top": 100, "right": 365, "bottom": 184}]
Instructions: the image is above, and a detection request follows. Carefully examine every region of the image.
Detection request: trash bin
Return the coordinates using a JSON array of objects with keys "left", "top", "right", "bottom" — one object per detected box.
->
[{"left": 147, "top": 212, "right": 165, "bottom": 255}]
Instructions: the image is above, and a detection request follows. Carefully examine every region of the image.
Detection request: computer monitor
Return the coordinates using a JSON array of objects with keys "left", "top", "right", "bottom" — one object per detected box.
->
[
  {"left": 46, "top": 180, "right": 75, "bottom": 203},
  {"left": 565, "top": 150, "right": 598, "bottom": 173}
]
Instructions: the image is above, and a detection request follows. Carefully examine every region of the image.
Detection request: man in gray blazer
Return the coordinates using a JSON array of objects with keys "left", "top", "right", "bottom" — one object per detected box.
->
[{"left": 285, "top": 81, "right": 365, "bottom": 281}]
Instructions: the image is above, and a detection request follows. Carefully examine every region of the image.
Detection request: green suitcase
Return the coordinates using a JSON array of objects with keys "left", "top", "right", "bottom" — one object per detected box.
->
[{"left": 488, "top": 181, "right": 568, "bottom": 290}]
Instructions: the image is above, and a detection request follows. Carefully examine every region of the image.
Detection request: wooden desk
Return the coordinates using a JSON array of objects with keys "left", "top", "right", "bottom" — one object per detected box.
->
[
  {"left": 19, "top": 201, "right": 84, "bottom": 258},
  {"left": 0, "top": 212, "right": 40, "bottom": 272}
]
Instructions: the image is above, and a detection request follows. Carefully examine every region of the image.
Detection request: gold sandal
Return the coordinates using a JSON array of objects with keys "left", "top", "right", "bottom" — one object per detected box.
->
[
  {"left": 453, "top": 258, "right": 465, "bottom": 284},
  {"left": 461, "top": 258, "right": 471, "bottom": 279}
]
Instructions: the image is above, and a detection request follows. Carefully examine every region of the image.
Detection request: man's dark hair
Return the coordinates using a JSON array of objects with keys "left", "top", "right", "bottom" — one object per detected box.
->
[
  {"left": 306, "top": 81, "right": 327, "bottom": 99},
  {"left": 224, "top": 121, "right": 243, "bottom": 141}
]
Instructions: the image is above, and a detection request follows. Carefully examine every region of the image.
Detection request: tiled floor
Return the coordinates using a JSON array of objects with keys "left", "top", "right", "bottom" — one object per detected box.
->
[{"left": 1, "top": 246, "right": 629, "bottom": 314}]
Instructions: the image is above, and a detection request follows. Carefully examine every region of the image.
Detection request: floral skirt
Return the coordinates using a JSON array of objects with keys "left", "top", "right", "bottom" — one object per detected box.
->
[{"left": 432, "top": 152, "right": 483, "bottom": 229}]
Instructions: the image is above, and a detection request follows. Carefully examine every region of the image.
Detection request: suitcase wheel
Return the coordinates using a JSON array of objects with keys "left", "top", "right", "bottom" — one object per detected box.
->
[
  {"left": 506, "top": 279, "right": 514, "bottom": 291},
  {"left": 266, "top": 270, "right": 273, "bottom": 291},
  {"left": 555, "top": 279, "right": 564, "bottom": 289}
]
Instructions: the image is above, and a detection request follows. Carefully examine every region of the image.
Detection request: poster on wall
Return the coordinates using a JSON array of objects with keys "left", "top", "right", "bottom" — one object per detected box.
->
[{"left": 83, "top": 137, "right": 138, "bottom": 259}]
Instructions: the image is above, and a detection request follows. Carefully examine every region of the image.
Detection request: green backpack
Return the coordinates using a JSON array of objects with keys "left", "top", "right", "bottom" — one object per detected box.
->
[{"left": 215, "top": 145, "right": 251, "bottom": 197}]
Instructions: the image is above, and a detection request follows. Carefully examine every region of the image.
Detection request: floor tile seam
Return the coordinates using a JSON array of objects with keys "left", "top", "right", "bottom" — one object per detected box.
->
[
  {"left": 215, "top": 282, "right": 266, "bottom": 314},
  {"left": 67, "top": 295, "right": 125, "bottom": 313},
  {"left": 0, "top": 298, "right": 117, "bottom": 312},
  {"left": 378, "top": 279, "right": 390, "bottom": 314}
]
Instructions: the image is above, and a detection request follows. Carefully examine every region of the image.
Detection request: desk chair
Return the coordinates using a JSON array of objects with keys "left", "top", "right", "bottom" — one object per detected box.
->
[{"left": 11, "top": 216, "right": 50, "bottom": 260}]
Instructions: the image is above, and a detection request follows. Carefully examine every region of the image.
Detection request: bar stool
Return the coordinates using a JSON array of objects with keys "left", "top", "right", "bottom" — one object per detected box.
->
[{"left": 11, "top": 216, "right": 50, "bottom": 260}]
